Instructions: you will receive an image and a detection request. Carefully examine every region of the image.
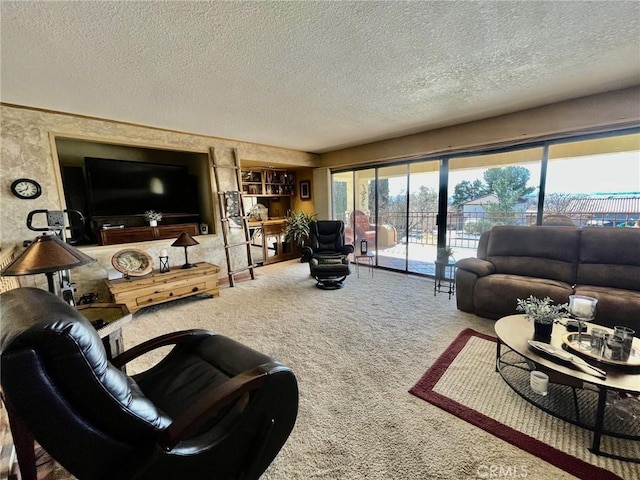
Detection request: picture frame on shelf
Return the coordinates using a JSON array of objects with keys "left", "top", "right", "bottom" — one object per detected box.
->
[{"left": 300, "top": 180, "right": 311, "bottom": 200}]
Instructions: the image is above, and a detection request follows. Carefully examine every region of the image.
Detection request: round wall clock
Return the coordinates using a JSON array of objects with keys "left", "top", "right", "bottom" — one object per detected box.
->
[{"left": 11, "top": 178, "right": 42, "bottom": 199}]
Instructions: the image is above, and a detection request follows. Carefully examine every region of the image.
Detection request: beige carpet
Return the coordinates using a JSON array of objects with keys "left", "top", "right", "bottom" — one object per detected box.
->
[{"left": 10, "top": 260, "right": 629, "bottom": 479}]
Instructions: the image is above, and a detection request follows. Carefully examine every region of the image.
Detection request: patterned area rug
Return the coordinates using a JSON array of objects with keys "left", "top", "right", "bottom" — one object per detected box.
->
[{"left": 410, "top": 328, "right": 639, "bottom": 480}]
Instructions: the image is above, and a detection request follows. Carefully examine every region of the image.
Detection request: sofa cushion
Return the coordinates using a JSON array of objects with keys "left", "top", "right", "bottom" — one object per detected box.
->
[
  {"left": 485, "top": 226, "right": 580, "bottom": 285},
  {"left": 577, "top": 228, "right": 640, "bottom": 292},
  {"left": 574, "top": 285, "right": 640, "bottom": 331},
  {"left": 474, "top": 274, "right": 573, "bottom": 320}
]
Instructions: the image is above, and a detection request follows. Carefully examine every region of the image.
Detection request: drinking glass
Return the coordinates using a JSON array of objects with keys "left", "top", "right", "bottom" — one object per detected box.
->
[
  {"left": 613, "top": 326, "right": 635, "bottom": 361},
  {"left": 590, "top": 328, "right": 607, "bottom": 356}
]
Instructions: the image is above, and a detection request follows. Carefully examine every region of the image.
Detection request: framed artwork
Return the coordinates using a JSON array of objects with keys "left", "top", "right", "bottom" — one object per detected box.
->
[{"left": 300, "top": 181, "right": 311, "bottom": 199}]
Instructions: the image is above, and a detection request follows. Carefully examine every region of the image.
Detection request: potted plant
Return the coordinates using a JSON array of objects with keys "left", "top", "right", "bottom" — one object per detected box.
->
[
  {"left": 435, "top": 246, "right": 455, "bottom": 279},
  {"left": 144, "top": 210, "right": 163, "bottom": 227},
  {"left": 516, "top": 295, "right": 568, "bottom": 340},
  {"left": 437, "top": 246, "right": 455, "bottom": 263},
  {"left": 284, "top": 211, "right": 316, "bottom": 259}
]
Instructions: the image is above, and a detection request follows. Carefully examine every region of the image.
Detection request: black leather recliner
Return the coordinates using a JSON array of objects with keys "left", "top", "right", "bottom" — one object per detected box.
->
[
  {"left": 0, "top": 287, "right": 298, "bottom": 480},
  {"left": 301, "top": 220, "right": 355, "bottom": 289}
]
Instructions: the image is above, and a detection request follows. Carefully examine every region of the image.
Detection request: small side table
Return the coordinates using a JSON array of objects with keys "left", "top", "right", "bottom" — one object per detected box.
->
[
  {"left": 353, "top": 251, "right": 374, "bottom": 278},
  {"left": 434, "top": 260, "right": 457, "bottom": 299}
]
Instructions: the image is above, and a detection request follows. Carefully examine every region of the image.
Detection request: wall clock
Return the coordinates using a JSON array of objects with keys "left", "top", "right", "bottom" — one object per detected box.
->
[{"left": 11, "top": 178, "right": 42, "bottom": 199}]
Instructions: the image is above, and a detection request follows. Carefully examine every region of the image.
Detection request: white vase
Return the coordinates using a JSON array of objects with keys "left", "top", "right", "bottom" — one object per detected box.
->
[{"left": 149, "top": 220, "right": 158, "bottom": 227}]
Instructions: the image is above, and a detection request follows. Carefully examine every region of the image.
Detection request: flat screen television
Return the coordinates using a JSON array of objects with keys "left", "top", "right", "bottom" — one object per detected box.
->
[{"left": 85, "top": 157, "right": 199, "bottom": 217}]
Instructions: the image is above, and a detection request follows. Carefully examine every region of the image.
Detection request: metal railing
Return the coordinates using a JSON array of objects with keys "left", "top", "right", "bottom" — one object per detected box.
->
[{"left": 361, "top": 210, "right": 639, "bottom": 250}]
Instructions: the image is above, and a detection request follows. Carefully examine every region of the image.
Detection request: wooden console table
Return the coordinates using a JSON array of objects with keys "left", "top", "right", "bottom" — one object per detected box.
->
[
  {"left": 248, "top": 219, "right": 298, "bottom": 264},
  {"left": 105, "top": 262, "right": 220, "bottom": 313}
]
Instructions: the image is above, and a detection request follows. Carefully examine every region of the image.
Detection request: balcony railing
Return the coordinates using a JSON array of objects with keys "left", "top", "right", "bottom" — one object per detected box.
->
[
  {"left": 340, "top": 209, "right": 637, "bottom": 277},
  {"left": 364, "top": 210, "right": 638, "bottom": 250}
]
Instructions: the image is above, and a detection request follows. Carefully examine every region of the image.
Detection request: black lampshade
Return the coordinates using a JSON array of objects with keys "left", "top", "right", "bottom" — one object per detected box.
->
[{"left": 171, "top": 232, "right": 199, "bottom": 269}]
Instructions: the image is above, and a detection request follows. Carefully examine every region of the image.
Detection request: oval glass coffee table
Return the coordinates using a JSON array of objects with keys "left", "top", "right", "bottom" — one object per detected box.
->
[{"left": 495, "top": 314, "right": 640, "bottom": 463}]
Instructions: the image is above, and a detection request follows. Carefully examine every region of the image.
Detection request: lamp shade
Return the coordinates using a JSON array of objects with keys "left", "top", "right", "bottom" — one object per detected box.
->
[
  {"left": 171, "top": 232, "right": 199, "bottom": 269},
  {"left": 171, "top": 232, "right": 199, "bottom": 247},
  {"left": 2, "top": 234, "right": 95, "bottom": 276}
]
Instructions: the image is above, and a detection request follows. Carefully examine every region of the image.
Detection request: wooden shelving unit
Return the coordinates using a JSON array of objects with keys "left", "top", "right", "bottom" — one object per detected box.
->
[{"left": 241, "top": 169, "right": 296, "bottom": 196}]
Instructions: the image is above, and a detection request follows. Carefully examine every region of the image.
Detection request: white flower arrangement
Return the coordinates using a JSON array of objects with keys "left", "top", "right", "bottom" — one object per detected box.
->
[
  {"left": 516, "top": 295, "right": 568, "bottom": 324},
  {"left": 144, "top": 210, "right": 163, "bottom": 222}
]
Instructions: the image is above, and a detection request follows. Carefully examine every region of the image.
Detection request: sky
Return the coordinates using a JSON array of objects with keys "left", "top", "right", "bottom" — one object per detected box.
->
[{"left": 388, "top": 151, "right": 640, "bottom": 197}]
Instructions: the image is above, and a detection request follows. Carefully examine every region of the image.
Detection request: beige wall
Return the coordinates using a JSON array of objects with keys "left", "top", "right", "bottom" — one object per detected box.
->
[
  {"left": 0, "top": 105, "right": 317, "bottom": 297},
  {"left": 319, "top": 86, "right": 640, "bottom": 169},
  {"left": 312, "top": 168, "right": 332, "bottom": 220}
]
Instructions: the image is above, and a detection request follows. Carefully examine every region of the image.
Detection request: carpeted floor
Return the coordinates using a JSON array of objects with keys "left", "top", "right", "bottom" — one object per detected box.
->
[{"left": 4, "top": 260, "right": 634, "bottom": 479}]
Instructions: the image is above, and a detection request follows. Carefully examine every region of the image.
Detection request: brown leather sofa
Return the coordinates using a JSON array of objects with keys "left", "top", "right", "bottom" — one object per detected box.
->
[{"left": 455, "top": 225, "right": 640, "bottom": 332}]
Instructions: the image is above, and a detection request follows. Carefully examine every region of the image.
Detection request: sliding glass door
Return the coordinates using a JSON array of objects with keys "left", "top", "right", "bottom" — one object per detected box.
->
[
  {"left": 406, "top": 161, "right": 440, "bottom": 274},
  {"left": 544, "top": 133, "right": 640, "bottom": 226},
  {"left": 332, "top": 171, "right": 353, "bottom": 228},
  {"left": 331, "top": 128, "right": 639, "bottom": 276},
  {"left": 375, "top": 165, "right": 408, "bottom": 269},
  {"left": 448, "top": 147, "right": 544, "bottom": 261}
]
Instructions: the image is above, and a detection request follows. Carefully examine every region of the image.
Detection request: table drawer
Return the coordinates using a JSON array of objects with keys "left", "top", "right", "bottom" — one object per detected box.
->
[{"left": 136, "top": 281, "right": 207, "bottom": 307}]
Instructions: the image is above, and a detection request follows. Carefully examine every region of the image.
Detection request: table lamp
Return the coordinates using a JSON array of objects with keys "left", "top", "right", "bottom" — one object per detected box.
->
[
  {"left": 171, "top": 232, "right": 199, "bottom": 269},
  {"left": 1, "top": 233, "right": 95, "bottom": 300}
]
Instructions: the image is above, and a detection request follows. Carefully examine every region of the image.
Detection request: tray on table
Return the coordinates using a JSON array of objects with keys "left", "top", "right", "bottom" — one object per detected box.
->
[{"left": 561, "top": 332, "right": 640, "bottom": 367}]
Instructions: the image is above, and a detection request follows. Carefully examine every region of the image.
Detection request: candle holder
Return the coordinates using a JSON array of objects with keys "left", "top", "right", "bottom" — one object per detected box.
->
[
  {"left": 159, "top": 256, "right": 170, "bottom": 273},
  {"left": 360, "top": 239, "right": 368, "bottom": 254},
  {"left": 568, "top": 294, "right": 598, "bottom": 351}
]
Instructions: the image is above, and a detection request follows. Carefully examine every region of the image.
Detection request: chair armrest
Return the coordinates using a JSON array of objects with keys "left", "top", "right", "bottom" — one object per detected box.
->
[
  {"left": 300, "top": 246, "right": 313, "bottom": 262},
  {"left": 455, "top": 258, "right": 495, "bottom": 277},
  {"left": 340, "top": 244, "right": 355, "bottom": 255},
  {"left": 158, "top": 363, "right": 276, "bottom": 451},
  {"left": 111, "top": 330, "right": 212, "bottom": 368}
]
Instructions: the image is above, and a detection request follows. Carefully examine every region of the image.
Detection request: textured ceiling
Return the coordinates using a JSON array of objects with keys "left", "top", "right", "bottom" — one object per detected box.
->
[{"left": 1, "top": 1, "right": 639, "bottom": 153}]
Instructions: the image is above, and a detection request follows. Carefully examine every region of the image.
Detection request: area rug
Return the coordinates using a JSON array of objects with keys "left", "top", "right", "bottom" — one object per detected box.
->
[{"left": 409, "top": 328, "right": 639, "bottom": 480}]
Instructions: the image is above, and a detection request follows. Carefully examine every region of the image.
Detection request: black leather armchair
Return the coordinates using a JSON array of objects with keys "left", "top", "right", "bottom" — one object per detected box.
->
[
  {"left": 0, "top": 287, "right": 298, "bottom": 480},
  {"left": 301, "top": 220, "right": 355, "bottom": 262},
  {"left": 301, "top": 220, "right": 355, "bottom": 289}
]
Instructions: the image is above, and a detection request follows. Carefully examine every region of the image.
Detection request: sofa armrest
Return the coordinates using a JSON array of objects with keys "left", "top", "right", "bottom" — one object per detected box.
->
[
  {"left": 455, "top": 259, "right": 494, "bottom": 314},
  {"left": 455, "top": 257, "right": 495, "bottom": 277}
]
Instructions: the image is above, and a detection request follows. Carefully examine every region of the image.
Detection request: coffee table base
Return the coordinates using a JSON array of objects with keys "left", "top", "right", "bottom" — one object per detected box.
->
[{"left": 496, "top": 340, "right": 640, "bottom": 463}]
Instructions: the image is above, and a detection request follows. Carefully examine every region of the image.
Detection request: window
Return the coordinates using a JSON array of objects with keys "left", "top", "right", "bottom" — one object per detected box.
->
[{"left": 331, "top": 128, "right": 639, "bottom": 276}]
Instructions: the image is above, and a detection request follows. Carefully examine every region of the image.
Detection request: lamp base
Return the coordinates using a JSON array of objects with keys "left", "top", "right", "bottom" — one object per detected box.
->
[{"left": 181, "top": 263, "right": 195, "bottom": 269}]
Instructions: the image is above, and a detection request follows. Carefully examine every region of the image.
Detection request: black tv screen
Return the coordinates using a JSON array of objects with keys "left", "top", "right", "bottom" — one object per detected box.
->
[{"left": 85, "top": 157, "right": 199, "bottom": 217}]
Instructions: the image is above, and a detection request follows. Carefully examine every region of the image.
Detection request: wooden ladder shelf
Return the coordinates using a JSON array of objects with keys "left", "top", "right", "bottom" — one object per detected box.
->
[{"left": 210, "top": 147, "right": 256, "bottom": 287}]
